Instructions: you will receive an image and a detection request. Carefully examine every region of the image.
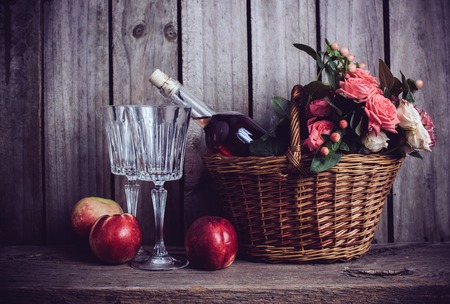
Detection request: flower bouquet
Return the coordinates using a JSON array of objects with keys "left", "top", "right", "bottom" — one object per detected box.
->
[
  {"left": 203, "top": 40, "right": 434, "bottom": 263},
  {"left": 251, "top": 40, "right": 435, "bottom": 173}
]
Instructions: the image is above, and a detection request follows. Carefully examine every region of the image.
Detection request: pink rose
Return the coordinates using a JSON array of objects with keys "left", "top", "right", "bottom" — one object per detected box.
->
[
  {"left": 337, "top": 68, "right": 381, "bottom": 102},
  {"left": 303, "top": 118, "right": 335, "bottom": 153},
  {"left": 418, "top": 107, "right": 436, "bottom": 148},
  {"left": 364, "top": 93, "right": 400, "bottom": 135},
  {"left": 306, "top": 99, "right": 332, "bottom": 117},
  {"left": 348, "top": 68, "right": 379, "bottom": 86}
]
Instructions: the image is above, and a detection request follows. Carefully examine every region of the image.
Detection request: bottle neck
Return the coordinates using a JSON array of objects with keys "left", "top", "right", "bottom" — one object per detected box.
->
[{"left": 159, "top": 78, "right": 215, "bottom": 119}]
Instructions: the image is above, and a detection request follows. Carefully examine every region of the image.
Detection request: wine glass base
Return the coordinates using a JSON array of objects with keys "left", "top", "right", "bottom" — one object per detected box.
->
[
  {"left": 131, "top": 246, "right": 151, "bottom": 263},
  {"left": 130, "top": 255, "right": 189, "bottom": 271}
]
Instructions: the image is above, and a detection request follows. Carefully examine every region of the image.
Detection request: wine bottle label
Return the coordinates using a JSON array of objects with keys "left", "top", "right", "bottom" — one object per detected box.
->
[{"left": 236, "top": 128, "right": 253, "bottom": 144}]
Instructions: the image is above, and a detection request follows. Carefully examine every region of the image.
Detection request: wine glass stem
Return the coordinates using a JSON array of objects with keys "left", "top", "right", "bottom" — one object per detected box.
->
[
  {"left": 152, "top": 181, "right": 168, "bottom": 257},
  {"left": 125, "top": 179, "right": 140, "bottom": 216}
]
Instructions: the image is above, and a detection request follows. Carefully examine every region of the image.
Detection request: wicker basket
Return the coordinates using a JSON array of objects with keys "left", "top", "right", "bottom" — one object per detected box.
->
[{"left": 203, "top": 85, "right": 404, "bottom": 263}]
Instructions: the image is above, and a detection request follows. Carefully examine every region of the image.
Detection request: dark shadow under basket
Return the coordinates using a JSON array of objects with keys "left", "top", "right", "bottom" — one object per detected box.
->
[{"left": 202, "top": 85, "right": 404, "bottom": 263}]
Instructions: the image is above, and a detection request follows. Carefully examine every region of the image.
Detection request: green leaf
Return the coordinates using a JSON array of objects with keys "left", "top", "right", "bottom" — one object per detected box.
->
[
  {"left": 407, "top": 78, "right": 418, "bottom": 93},
  {"left": 310, "top": 151, "right": 342, "bottom": 173},
  {"left": 405, "top": 91, "right": 415, "bottom": 103},
  {"left": 400, "top": 71, "right": 411, "bottom": 99},
  {"left": 293, "top": 43, "right": 319, "bottom": 61},
  {"left": 391, "top": 77, "right": 402, "bottom": 96},
  {"left": 325, "top": 96, "right": 343, "bottom": 116},
  {"left": 271, "top": 96, "right": 290, "bottom": 120},
  {"left": 317, "top": 56, "right": 325, "bottom": 69},
  {"left": 409, "top": 151, "right": 423, "bottom": 159},
  {"left": 328, "top": 59, "right": 338, "bottom": 70},
  {"left": 350, "top": 109, "right": 364, "bottom": 137},
  {"left": 339, "top": 141, "right": 350, "bottom": 151},
  {"left": 355, "top": 116, "right": 364, "bottom": 137},
  {"left": 325, "top": 61, "right": 339, "bottom": 90},
  {"left": 379, "top": 59, "right": 395, "bottom": 90},
  {"left": 250, "top": 136, "right": 287, "bottom": 156},
  {"left": 321, "top": 134, "right": 330, "bottom": 141},
  {"left": 331, "top": 141, "right": 340, "bottom": 151},
  {"left": 303, "top": 81, "right": 331, "bottom": 100}
]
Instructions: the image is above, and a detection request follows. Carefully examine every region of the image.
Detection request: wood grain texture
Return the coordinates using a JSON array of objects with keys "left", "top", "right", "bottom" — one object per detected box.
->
[
  {"left": 320, "top": 0, "right": 385, "bottom": 76},
  {"left": 112, "top": 0, "right": 182, "bottom": 245},
  {"left": 43, "top": 0, "right": 110, "bottom": 243},
  {"left": 390, "top": 0, "right": 450, "bottom": 242},
  {"left": 1, "top": 243, "right": 449, "bottom": 303},
  {"left": 319, "top": 0, "right": 388, "bottom": 243},
  {"left": 251, "top": 0, "right": 317, "bottom": 132},
  {"left": 0, "top": 0, "right": 449, "bottom": 247},
  {"left": 181, "top": 0, "right": 250, "bottom": 228},
  {"left": 0, "top": 0, "right": 43, "bottom": 244}
]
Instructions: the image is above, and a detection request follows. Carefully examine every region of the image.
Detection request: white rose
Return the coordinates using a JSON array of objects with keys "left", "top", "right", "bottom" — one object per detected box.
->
[
  {"left": 397, "top": 99, "right": 422, "bottom": 130},
  {"left": 406, "top": 123, "right": 432, "bottom": 152},
  {"left": 361, "top": 130, "right": 389, "bottom": 152}
]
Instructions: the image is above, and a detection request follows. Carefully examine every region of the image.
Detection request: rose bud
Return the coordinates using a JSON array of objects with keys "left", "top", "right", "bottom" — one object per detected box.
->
[
  {"left": 320, "top": 146, "right": 330, "bottom": 156},
  {"left": 348, "top": 63, "right": 357, "bottom": 73},
  {"left": 339, "top": 120, "right": 348, "bottom": 129},
  {"left": 415, "top": 79, "right": 424, "bottom": 89},
  {"left": 340, "top": 47, "right": 350, "bottom": 57},
  {"left": 330, "top": 132, "right": 341, "bottom": 143},
  {"left": 358, "top": 62, "right": 367, "bottom": 70}
]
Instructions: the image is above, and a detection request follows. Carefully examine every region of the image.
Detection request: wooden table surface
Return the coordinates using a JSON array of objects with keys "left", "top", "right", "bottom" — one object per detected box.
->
[{"left": 1, "top": 243, "right": 449, "bottom": 303}]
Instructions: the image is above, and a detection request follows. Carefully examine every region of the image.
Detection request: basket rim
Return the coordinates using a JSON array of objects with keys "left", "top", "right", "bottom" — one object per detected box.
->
[
  {"left": 203, "top": 152, "right": 403, "bottom": 161},
  {"left": 203, "top": 152, "right": 404, "bottom": 177}
]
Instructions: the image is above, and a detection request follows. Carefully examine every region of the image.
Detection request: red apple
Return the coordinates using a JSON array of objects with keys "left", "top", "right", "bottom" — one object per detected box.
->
[
  {"left": 71, "top": 197, "right": 123, "bottom": 240},
  {"left": 89, "top": 213, "right": 142, "bottom": 264},
  {"left": 185, "top": 216, "right": 238, "bottom": 270}
]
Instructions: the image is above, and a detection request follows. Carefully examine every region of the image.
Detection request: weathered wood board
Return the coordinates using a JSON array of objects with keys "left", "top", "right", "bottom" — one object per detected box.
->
[
  {"left": 1, "top": 243, "right": 449, "bottom": 303},
  {"left": 251, "top": 0, "right": 317, "bottom": 132},
  {"left": 42, "top": 0, "right": 111, "bottom": 243},
  {"left": 0, "top": 0, "right": 43, "bottom": 244},
  {"left": 390, "top": 0, "right": 450, "bottom": 242}
]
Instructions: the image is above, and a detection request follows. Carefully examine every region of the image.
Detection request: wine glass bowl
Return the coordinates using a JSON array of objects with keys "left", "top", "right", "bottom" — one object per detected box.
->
[
  {"left": 129, "top": 104, "right": 191, "bottom": 271},
  {"left": 103, "top": 105, "right": 148, "bottom": 262},
  {"left": 103, "top": 106, "right": 137, "bottom": 176}
]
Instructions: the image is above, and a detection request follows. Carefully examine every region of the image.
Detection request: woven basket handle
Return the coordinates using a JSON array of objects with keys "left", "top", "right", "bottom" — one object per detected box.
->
[{"left": 286, "top": 84, "right": 309, "bottom": 175}]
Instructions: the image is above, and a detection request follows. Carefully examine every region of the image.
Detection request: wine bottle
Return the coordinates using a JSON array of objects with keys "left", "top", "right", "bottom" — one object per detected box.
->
[{"left": 149, "top": 69, "right": 266, "bottom": 156}]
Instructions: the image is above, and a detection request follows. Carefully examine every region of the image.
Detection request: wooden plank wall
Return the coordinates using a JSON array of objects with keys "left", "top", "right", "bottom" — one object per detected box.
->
[
  {"left": 0, "top": 0, "right": 43, "bottom": 244},
  {"left": 0, "top": 0, "right": 448, "bottom": 246},
  {"left": 42, "top": 0, "right": 111, "bottom": 244},
  {"left": 390, "top": 0, "right": 450, "bottom": 242}
]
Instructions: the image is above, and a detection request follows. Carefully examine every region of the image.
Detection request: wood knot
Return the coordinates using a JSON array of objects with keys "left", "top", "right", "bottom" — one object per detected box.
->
[
  {"left": 132, "top": 23, "right": 146, "bottom": 38},
  {"left": 164, "top": 22, "right": 177, "bottom": 42},
  {"left": 344, "top": 267, "right": 415, "bottom": 277}
]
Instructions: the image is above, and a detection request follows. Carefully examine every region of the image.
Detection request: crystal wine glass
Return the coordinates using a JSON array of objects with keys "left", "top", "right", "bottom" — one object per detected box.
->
[
  {"left": 103, "top": 105, "right": 149, "bottom": 262},
  {"left": 128, "top": 104, "right": 191, "bottom": 271}
]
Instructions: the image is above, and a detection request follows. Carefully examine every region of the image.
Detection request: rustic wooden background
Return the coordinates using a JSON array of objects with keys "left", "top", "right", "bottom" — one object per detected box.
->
[{"left": 1, "top": 0, "right": 448, "bottom": 246}]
